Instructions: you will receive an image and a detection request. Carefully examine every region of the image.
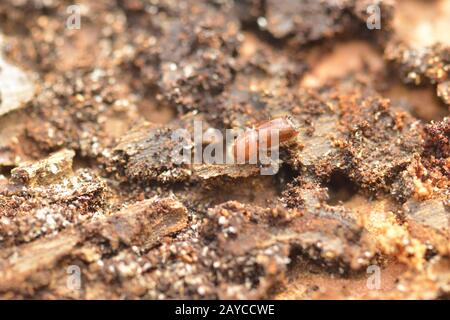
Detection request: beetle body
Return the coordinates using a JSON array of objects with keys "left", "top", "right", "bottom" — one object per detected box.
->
[{"left": 233, "top": 116, "right": 298, "bottom": 162}]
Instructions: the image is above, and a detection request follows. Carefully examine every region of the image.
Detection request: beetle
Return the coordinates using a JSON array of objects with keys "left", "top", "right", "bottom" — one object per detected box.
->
[{"left": 232, "top": 116, "right": 299, "bottom": 162}]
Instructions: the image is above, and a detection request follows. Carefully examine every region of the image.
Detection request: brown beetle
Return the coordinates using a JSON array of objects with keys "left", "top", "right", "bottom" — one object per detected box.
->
[{"left": 232, "top": 116, "right": 298, "bottom": 162}]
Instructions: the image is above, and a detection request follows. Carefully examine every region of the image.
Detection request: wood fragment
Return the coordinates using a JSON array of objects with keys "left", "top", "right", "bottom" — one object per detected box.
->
[{"left": 0, "top": 197, "right": 188, "bottom": 292}]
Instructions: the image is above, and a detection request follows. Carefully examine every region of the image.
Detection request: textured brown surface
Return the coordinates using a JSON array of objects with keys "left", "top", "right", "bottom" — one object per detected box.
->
[{"left": 0, "top": 0, "right": 449, "bottom": 300}]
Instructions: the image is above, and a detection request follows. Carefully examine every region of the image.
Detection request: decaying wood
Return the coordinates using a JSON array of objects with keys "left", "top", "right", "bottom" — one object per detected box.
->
[
  {"left": 84, "top": 198, "right": 188, "bottom": 251},
  {"left": 0, "top": 198, "right": 188, "bottom": 292},
  {"left": 0, "top": 0, "right": 449, "bottom": 300},
  {"left": 11, "top": 149, "right": 75, "bottom": 186},
  {"left": 0, "top": 53, "right": 35, "bottom": 117},
  {"left": 404, "top": 198, "right": 450, "bottom": 255}
]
